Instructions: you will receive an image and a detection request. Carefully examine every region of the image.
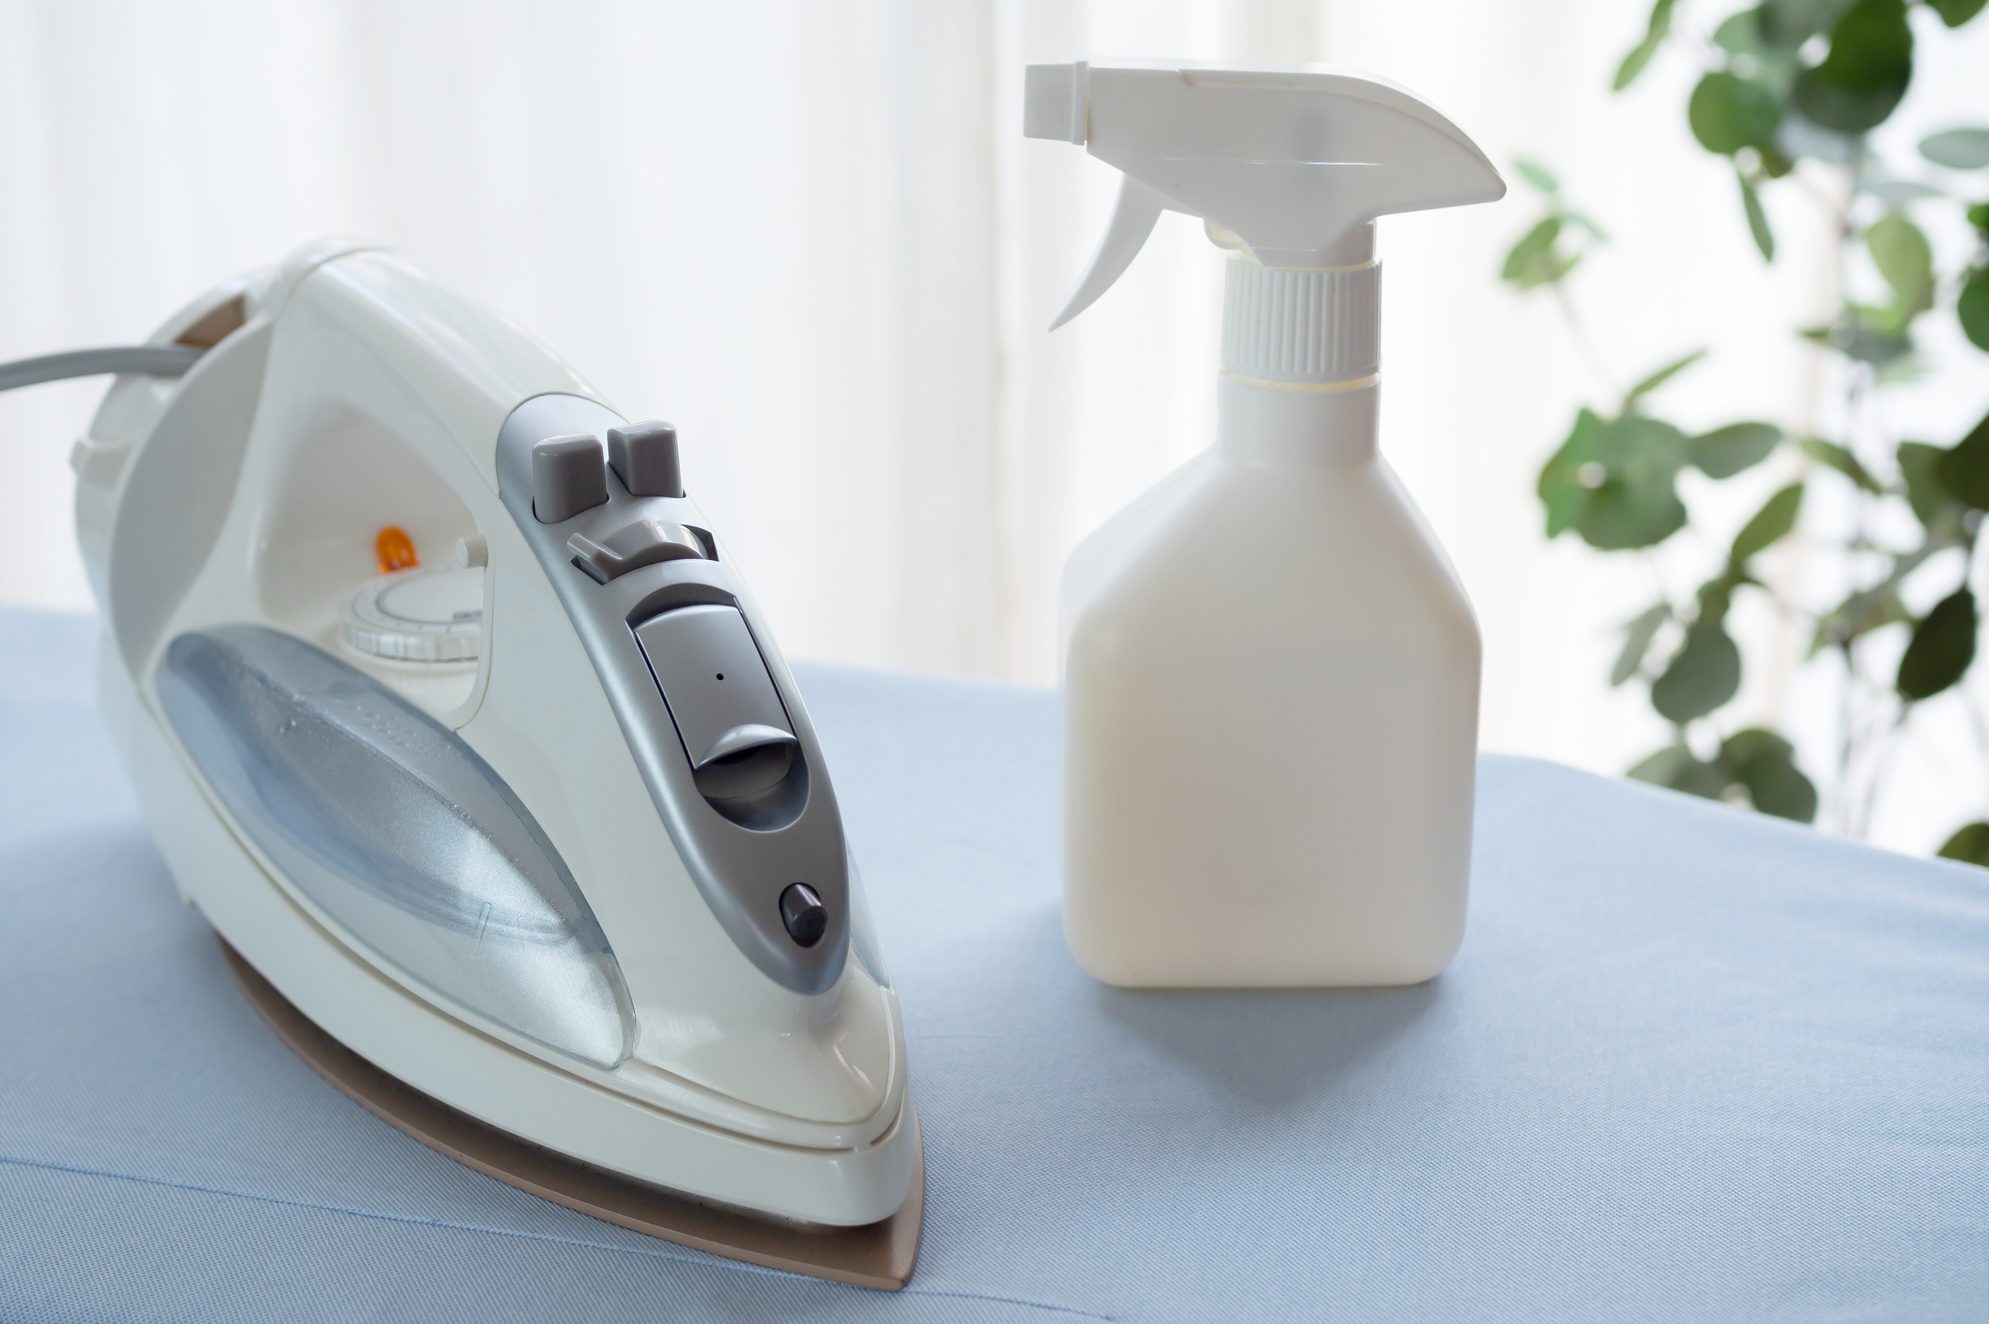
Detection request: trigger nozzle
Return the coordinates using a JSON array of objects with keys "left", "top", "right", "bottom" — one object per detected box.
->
[{"left": 1048, "top": 177, "right": 1167, "bottom": 331}]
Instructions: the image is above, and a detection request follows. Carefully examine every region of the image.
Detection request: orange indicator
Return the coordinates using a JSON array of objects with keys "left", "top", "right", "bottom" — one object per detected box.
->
[{"left": 375, "top": 525, "right": 419, "bottom": 573}]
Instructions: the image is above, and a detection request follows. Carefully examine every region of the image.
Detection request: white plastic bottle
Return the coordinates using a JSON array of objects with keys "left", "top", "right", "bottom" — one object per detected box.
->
[{"left": 1026, "top": 61, "right": 1505, "bottom": 988}]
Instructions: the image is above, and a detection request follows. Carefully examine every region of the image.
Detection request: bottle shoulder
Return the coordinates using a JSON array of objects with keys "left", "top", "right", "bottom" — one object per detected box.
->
[{"left": 1063, "top": 451, "right": 1478, "bottom": 660}]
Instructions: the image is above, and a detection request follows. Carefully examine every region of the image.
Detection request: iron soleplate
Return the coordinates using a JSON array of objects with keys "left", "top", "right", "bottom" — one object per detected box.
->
[{"left": 220, "top": 938, "right": 923, "bottom": 1290}]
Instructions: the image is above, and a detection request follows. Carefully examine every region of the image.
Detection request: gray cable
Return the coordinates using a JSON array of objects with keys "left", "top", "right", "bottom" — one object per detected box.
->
[{"left": 0, "top": 345, "right": 205, "bottom": 393}]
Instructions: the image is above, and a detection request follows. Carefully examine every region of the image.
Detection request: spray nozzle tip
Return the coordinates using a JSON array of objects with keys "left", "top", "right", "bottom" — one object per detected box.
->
[{"left": 1023, "top": 63, "right": 1087, "bottom": 144}]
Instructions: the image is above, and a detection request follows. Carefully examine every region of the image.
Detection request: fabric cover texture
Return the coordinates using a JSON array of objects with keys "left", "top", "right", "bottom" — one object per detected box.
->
[{"left": 1, "top": 609, "right": 1984, "bottom": 1322}]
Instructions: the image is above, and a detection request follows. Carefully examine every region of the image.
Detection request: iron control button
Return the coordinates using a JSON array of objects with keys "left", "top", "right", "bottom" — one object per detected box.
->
[
  {"left": 780, "top": 882, "right": 828, "bottom": 947},
  {"left": 607, "top": 420, "right": 684, "bottom": 498},
  {"left": 567, "top": 518, "right": 705, "bottom": 584},
  {"left": 632, "top": 604, "right": 795, "bottom": 767},
  {"left": 531, "top": 434, "right": 608, "bottom": 523}
]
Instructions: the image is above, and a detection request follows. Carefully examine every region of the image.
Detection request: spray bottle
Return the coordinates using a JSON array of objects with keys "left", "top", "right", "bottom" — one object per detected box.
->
[{"left": 1026, "top": 61, "right": 1504, "bottom": 987}]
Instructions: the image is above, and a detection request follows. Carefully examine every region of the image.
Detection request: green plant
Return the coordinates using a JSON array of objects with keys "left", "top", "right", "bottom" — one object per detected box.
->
[{"left": 1503, "top": 0, "right": 1989, "bottom": 859}]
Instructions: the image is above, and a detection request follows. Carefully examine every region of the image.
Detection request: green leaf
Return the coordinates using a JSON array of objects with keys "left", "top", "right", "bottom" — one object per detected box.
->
[
  {"left": 1866, "top": 175, "right": 1947, "bottom": 203},
  {"left": 1541, "top": 411, "right": 1692, "bottom": 550},
  {"left": 1512, "top": 157, "right": 1560, "bottom": 193},
  {"left": 1731, "top": 482, "right": 1805, "bottom": 563},
  {"left": 1627, "top": 744, "right": 1731, "bottom": 799},
  {"left": 1920, "top": 127, "right": 1989, "bottom": 169},
  {"left": 1866, "top": 213, "right": 1934, "bottom": 316},
  {"left": 1738, "top": 172, "right": 1776, "bottom": 261},
  {"left": 1719, "top": 728, "right": 1820, "bottom": 821},
  {"left": 1738, "top": 747, "right": 1820, "bottom": 821},
  {"left": 1800, "top": 314, "right": 1913, "bottom": 366},
  {"left": 1969, "top": 203, "right": 1989, "bottom": 237},
  {"left": 1689, "top": 72, "right": 1785, "bottom": 154},
  {"left": 1690, "top": 422, "right": 1782, "bottom": 478},
  {"left": 1937, "top": 821, "right": 1989, "bottom": 866},
  {"left": 1792, "top": 0, "right": 1912, "bottom": 133},
  {"left": 1652, "top": 615, "right": 1744, "bottom": 723},
  {"left": 1800, "top": 436, "right": 1881, "bottom": 491},
  {"left": 1714, "top": 7, "right": 1771, "bottom": 57},
  {"left": 1501, "top": 216, "right": 1558, "bottom": 280},
  {"left": 1579, "top": 475, "right": 1691, "bottom": 550},
  {"left": 1624, "top": 349, "right": 1707, "bottom": 408},
  {"left": 1501, "top": 216, "right": 1574, "bottom": 288},
  {"left": 1721, "top": 12, "right": 1803, "bottom": 91},
  {"left": 1812, "top": 581, "right": 1910, "bottom": 651},
  {"left": 1807, "top": 0, "right": 1912, "bottom": 85},
  {"left": 1719, "top": 728, "right": 1794, "bottom": 765},
  {"left": 1577, "top": 416, "right": 1691, "bottom": 549},
  {"left": 1934, "top": 410, "right": 1989, "bottom": 509},
  {"left": 1697, "top": 570, "right": 1742, "bottom": 626},
  {"left": 1539, "top": 407, "right": 1609, "bottom": 537},
  {"left": 1867, "top": 213, "right": 1933, "bottom": 308},
  {"left": 1960, "top": 268, "right": 1989, "bottom": 352},
  {"left": 1897, "top": 587, "right": 1978, "bottom": 701},
  {"left": 1897, "top": 441, "right": 1953, "bottom": 525},
  {"left": 1612, "top": 603, "right": 1672, "bottom": 685},
  {"left": 1614, "top": 0, "right": 1677, "bottom": 90},
  {"left": 1926, "top": 0, "right": 1987, "bottom": 27},
  {"left": 1761, "top": 0, "right": 1856, "bottom": 44}
]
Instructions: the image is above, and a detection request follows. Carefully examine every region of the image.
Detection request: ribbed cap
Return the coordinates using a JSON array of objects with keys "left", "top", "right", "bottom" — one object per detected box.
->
[{"left": 1220, "top": 259, "right": 1381, "bottom": 384}]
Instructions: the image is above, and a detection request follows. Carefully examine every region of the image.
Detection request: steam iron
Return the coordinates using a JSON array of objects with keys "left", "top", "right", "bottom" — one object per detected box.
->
[{"left": 55, "top": 239, "right": 923, "bottom": 1288}]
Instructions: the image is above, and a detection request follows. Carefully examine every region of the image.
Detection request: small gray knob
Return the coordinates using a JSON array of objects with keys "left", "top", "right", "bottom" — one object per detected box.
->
[
  {"left": 779, "top": 882, "right": 828, "bottom": 948},
  {"left": 607, "top": 420, "right": 683, "bottom": 498},
  {"left": 532, "top": 434, "right": 608, "bottom": 523}
]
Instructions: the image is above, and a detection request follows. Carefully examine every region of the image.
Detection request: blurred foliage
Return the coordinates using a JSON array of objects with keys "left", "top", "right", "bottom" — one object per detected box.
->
[{"left": 1502, "top": 0, "right": 1989, "bottom": 861}]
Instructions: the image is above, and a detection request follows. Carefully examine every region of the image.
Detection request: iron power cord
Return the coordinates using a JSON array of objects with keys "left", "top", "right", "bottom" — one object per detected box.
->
[{"left": 0, "top": 345, "right": 204, "bottom": 393}]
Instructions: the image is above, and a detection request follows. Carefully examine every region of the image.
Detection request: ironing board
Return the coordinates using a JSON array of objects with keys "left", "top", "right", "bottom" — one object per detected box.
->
[{"left": 2, "top": 607, "right": 1985, "bottom": 1323}]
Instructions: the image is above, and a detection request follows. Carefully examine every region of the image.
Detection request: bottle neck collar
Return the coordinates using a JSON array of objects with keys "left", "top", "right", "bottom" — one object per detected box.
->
[{"left": 1217, "top": 373, "right": 1379, "bottom": 468}]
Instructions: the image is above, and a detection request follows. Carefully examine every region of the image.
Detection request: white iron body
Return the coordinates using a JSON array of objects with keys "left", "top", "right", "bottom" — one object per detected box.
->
[{"left": 73, "top": 240, "right": 918, "bottom": 1228}]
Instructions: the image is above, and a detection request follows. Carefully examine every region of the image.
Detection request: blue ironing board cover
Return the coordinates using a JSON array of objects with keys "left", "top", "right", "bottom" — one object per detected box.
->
[{"left": 2, "top": 609, "right": 1984, "bottom": 1322}]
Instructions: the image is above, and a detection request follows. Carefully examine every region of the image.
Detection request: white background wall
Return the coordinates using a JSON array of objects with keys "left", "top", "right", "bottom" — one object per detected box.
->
[{"left": 3, "top": 0, "right": 1986, "bottom": 853}]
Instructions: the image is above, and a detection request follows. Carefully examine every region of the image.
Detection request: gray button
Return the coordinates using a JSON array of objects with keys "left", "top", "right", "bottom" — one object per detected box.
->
[
  {"left": 779, "top": 882, "right": 828, "bottom": 947},
  {"left": 633, "top": 604, "right": 795, "bottom": 768},
  {"left": 531, "top": 434, "right": 608, "bottom": 523},
  {"left": 567, "top": 519, "right": 706, "bottom": 584},
  {"left": 607, "top": 420, "right": 683, "bottom": 498}
]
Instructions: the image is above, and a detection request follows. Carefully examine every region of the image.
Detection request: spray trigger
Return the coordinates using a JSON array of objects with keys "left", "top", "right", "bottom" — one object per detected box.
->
[
  {"left": 1025, "top": 61, "right": 1505, "bottom": 337},
  {"left": 1049, "top": 177, "right": 1168, "bottom": 331}
]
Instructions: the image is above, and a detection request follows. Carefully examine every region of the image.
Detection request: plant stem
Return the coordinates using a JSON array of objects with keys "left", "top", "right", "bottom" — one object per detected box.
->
[
  {"left": 1854, "top": 708, "right": 1907, "bottom": 838},
  {"left": 1547, "top": 279, "right": 1619, "bottom": 400},
  {"left": 1961, "top": 530, "right": 1989, "bottom": 817},
  {"left": 1831, "top": 143, "right": 1874, "bottom": 838}
]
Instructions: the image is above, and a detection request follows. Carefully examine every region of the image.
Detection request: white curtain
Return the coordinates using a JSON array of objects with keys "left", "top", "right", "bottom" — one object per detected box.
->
[{"left": 4, "top": 0, "right": 1987, "bottom": 850}]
